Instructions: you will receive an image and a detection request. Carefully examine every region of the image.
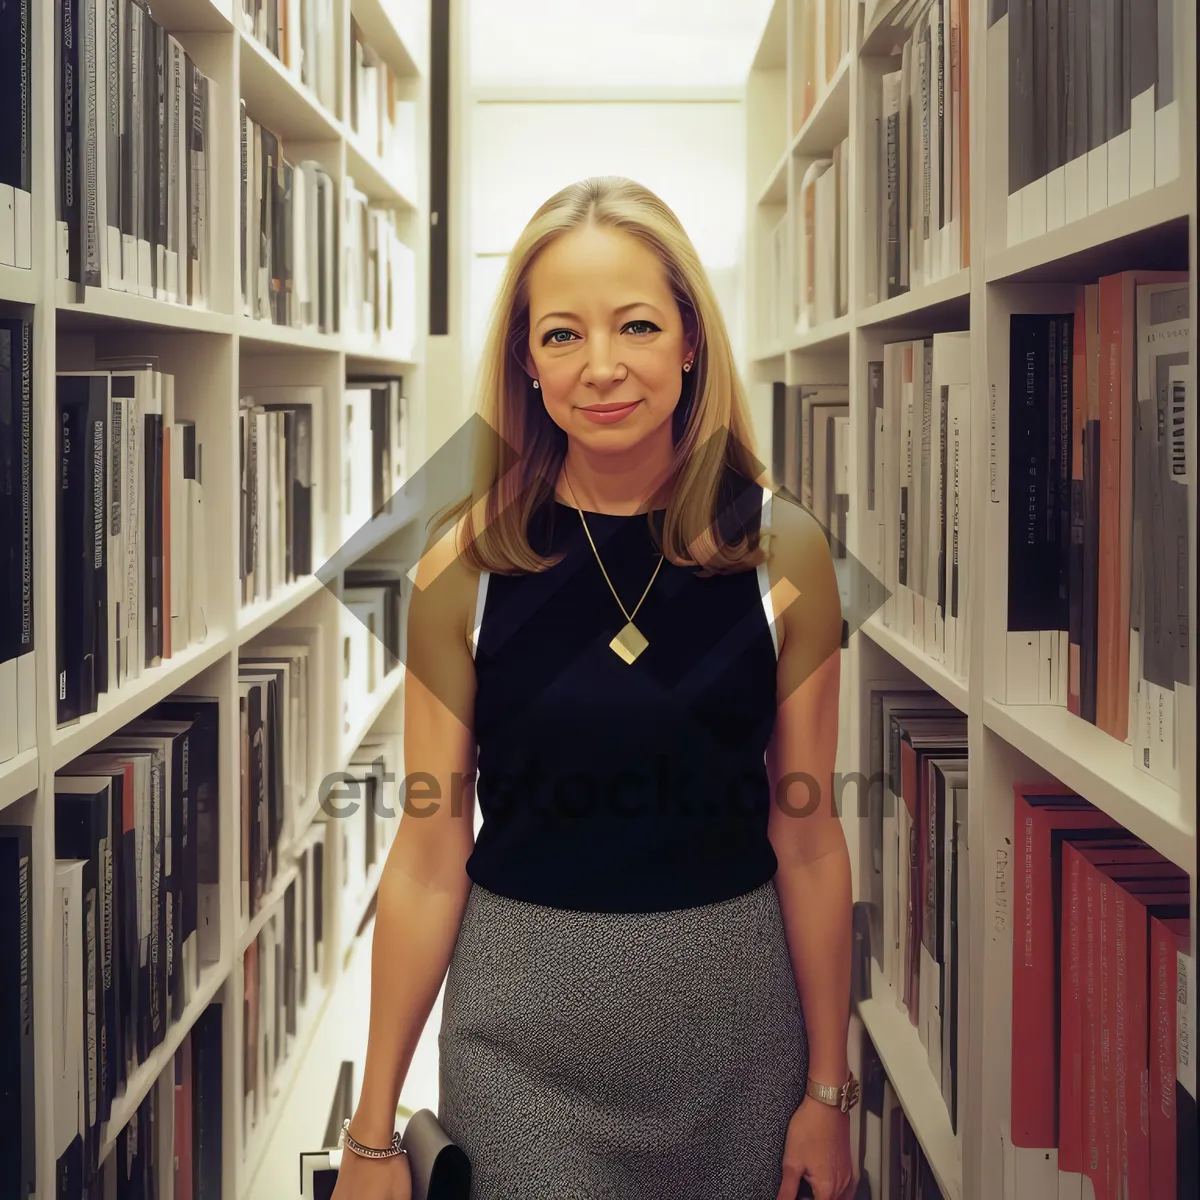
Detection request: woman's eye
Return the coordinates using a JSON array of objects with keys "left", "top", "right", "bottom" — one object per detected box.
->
[
  {"left": 624, "top": 320, "right": 659, "bottom": 336},
  {"left": 544, "top": 329, "right": 577, "bottom": 345}
]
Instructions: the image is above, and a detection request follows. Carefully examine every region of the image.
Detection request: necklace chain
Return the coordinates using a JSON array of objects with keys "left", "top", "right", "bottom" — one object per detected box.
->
[{"left": 562, "top": 466, "right": 665, "bottom": 626}]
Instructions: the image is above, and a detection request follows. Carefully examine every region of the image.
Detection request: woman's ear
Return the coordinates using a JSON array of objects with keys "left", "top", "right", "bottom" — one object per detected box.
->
[{"left": 679, "top": 301, "right": 700, "bottom": 362}]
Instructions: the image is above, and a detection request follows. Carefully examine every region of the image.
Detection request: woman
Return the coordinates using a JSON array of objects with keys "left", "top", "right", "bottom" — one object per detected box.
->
[{"left": 332, "top": 176, "right": 855, "bottom": 1200}]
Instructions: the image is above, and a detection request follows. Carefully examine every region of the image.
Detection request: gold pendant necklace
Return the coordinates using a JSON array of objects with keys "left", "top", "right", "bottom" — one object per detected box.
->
[{"left": 563, "top": 467, "right": 665, "bottom": 664}]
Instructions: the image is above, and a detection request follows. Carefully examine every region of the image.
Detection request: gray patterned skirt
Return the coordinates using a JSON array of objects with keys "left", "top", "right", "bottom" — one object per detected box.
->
[{"left": 437, "top": 878, "right": 808, "bottom": 1200}]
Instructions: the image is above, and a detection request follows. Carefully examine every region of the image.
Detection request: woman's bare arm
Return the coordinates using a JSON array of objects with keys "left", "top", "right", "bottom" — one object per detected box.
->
[
  {"left": 765, "top": 499, "right": 852, "bottom": 1090},
  {"left": 348, "top": 520, "right": 480, "bottom": 1147}
]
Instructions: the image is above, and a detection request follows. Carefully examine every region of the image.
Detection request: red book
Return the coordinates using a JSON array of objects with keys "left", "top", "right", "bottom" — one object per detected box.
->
[
  {"left": 1060, "top": 842, "right": 1162, "bottom": 1184},
  {"left": 1010, "top": 789, "right": 1120, "bottom": 1152},
  {"left": 1149, "top": 916, "right": 1191, "bottom": 1200},
  {"left": 1068, "top": 285, "right": 1087, "bottom": 716},
  {"left": 1093, "top": 868, "right": 1185, "bottom": 1200},
  {"left": 1115, "top": 880, "right": 1188, "bottom": 1200}
]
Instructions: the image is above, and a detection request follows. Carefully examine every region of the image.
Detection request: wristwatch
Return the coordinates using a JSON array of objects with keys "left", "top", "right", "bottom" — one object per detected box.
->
[{"left": 805, "top": 1071, "right": 861, "bottom": 1113}]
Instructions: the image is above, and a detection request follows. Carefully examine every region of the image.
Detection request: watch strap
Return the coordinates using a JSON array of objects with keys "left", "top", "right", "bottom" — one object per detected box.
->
[{"left": 805, "top": 1071, "right": 860, "bottom": 1113}]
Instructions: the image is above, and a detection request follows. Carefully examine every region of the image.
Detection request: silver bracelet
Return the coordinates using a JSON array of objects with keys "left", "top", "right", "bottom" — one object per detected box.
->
[{"left": 340, "top": 1118, "right": 406, "bottom": 1160}]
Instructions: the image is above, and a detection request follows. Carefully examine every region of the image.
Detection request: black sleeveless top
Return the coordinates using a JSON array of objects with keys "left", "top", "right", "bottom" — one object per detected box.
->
[{"left": 467, "top": 467, "right": 781, "bottom": 912}]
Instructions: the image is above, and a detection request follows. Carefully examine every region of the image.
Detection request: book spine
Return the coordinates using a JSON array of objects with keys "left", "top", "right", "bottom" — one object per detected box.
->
[
  {"left": 1070, "top": 290, "right": 1088, "bottom": 714},
  {"left": 105, "top": 0, "right": 120, "bottom": 281},
  {"left": 1097, "top": 273, "right": 1129, "bottom": 738},
  {"left": 1081, "top": 862, "right": 1105, "bottom": 1197},
  {"left": 89, "top": 381, "right": 107, "bottom": 699},
  {"left": 61, "top": 0, "right": 83, "bottom": 283},
  {"left": 81, "top": 0, "right": 103, "bottom": 288},
  {"left": 57, "top": 380, "right": 87, "bottom": 722},
  {"left": 1124, "top": 899, "right": 1151, "bottom": 1199},
  {"left": 1007, "top": 315, "right": 1053, "bottom": 634},
  {"left": 144, "top": 412, "right": 162, "bottom": 666},
  {"left": 1060, "top": 846, "right": 1085, "bottom": 1180}
]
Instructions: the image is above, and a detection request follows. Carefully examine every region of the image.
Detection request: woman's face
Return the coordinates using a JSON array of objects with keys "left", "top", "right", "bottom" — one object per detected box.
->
[{"left": 525, "top": 223, "right": 691, "bottom": 453}]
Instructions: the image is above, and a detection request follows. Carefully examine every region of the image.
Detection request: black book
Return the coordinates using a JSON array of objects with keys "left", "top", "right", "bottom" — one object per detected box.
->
[
  {"left": 143, "top": 410, "right": 163, "bottom": 665},
  {"left": 53, "top": 776, "right": 113, "bottom": 1164},
  {"left": 56, "top": 375, "right": 107, "bottom": 723},
  {"left": 56, "top": 1132, "right": 85, "bottom": 1200},
  {"left": 102, "top": 740, "right": 163, "bottom": 1058},
  {"left": 0, "top": 0, "right": 31, "bottom": 263},
  {"left": 244, "top": 680, "right": 265, "bottom": 913},
  {"left": 0, "top": 825, "right": 36, "bottom": 1200},
  {"left": 58, "top": 0, "right": 83, "bottom": 285},
  {"left": 1, "top": 324, "right": 18, "bottom": 678},
  {"left": 192, "top": 1003, "right": 222, "bottom": 1199},
  {"left": 1008, "top": 315, "right": 1067, "bottom": 635},
  {"left": 770, "top": 381, "right": 786, "bottom": 487},
  {"left": 151, "top": 696, "right": 219, "bottom": 969},
  {"left": 284, "top": 879, "right": 297, "bottom": 1034},
  {"left": 0, "top": 321, "right": 34, "bottom": 694},
  {"left": 312, "top": 838, "right": 324, "bottom": 968},
  {"left": 114, "top": 1090, "right": 154, "bottom": 1200},
  {"left": 370, "top": 386, "right": 390, "bottom": 517},
  {"left": 259, "top": 403, "right": 315, "bottom": 579},
  {"left": 64, "top": 755, "right": 130, "bottom": 1098},
  {"left": 126, "top": 720, "right": 192, "bottom": 1020},
  {"left": 1055, "top": 314, "right": 1073, "bottom": 630}
]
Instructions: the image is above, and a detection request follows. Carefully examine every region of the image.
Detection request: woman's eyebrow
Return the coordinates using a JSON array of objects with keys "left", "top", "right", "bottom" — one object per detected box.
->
[{"left": 534, "top": 301, "right": 664, "bottom": 327}]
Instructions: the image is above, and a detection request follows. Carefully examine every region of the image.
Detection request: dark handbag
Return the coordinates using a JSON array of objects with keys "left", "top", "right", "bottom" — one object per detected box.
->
[{"left": 401, "top": 1109, "right": 472, "bottom": 1200}]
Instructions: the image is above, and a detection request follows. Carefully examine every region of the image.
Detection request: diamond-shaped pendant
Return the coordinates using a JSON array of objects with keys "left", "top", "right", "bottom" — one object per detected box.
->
[{"left": 610, "top": 621, "right": 649, "bottom": 664}]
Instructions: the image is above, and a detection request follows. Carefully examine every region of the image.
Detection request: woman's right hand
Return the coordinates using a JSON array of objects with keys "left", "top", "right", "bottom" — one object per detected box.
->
[{"left": 329, "top": 1149, "right": 412, "bottom": 1200}]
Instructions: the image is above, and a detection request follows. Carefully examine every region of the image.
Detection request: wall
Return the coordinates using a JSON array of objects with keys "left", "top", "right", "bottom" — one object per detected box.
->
[{"left": 459, "top": 0, "right": 775, "bottom": 394}]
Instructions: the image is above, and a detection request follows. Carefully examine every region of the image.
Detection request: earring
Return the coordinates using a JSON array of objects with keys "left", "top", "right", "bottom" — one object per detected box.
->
[
  {"left": 682, "top": 360, "right": 693, "bottom": 373},
  {"left": 532, "top": 379, "right": 540, "bottom": 390}
]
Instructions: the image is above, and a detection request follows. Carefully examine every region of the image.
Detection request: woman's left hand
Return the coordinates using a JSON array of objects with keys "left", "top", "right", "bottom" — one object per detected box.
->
[{"left": 775, "top": 1097, "right": 855, "bottom": 1200}]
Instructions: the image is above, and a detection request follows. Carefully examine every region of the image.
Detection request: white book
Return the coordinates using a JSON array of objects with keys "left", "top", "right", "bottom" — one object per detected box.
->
[
  {"left": 881, "top": 71, "right": 903, "bottom": 300},
  {"left": 814, "top": 166, "right": 838, "bottom": 328},
  {"left": 170, "top": 422, "right": 189, "bottom": 649},
  {"left": 343, "top": 388, "right": 376, "bottom": 536},
  {"left": 1155, "top": 0, "right": 1180, "bottom": 185},
  {"left": 1133, "top": 284, "right": 1190, "bottom": 788},
  {"left": 882, "top": 341, "right": 903, "bottom": 629},
  {"left": 931, "top": 332, "right": 971, "bottom": 656},
  {"left": 255, "top": 410, "right": 269, "bottom": 602},
  {"left": 945, "top": 382, "right": 971, "bottom": 680}
]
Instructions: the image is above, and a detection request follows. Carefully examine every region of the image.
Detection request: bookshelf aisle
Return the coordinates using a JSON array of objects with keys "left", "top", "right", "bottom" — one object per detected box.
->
[
  {"left": 0, "top": 1, "right": 431, "bottom": 1198},
  {"left": 745, "top": 3, "right": 1197, "bottom": 1200}
]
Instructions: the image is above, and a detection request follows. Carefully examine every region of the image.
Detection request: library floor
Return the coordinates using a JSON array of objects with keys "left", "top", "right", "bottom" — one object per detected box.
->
[{"left": 246, "top": 917, "right": 444, "bottom": 1200}]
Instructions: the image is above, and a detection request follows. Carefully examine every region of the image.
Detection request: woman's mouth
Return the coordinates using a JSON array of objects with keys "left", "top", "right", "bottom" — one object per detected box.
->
[{"left": 579, "top": 400, "right": 641, "bottom": 425}]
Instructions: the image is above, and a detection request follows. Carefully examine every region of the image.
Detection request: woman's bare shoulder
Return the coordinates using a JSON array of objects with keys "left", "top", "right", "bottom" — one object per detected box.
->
[
  {"left": 410, "top": 510, "right": 483, "bottom": 655},
  {"left": 763, "top": 492, "right": 842, "bottom": 660}
]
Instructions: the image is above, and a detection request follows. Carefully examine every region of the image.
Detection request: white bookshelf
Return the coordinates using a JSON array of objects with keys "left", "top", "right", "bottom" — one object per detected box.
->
[
  {"left": 744, "top": 4, "right": 1197, "bottom": 1200},
  {"left": 0, "top": 1, "right": 432, "bottom": 1197}
]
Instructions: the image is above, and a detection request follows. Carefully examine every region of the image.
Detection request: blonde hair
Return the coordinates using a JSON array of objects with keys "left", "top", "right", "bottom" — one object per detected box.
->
[{"left": 432, "top": 176, "right": 769, "bottom": 576}]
